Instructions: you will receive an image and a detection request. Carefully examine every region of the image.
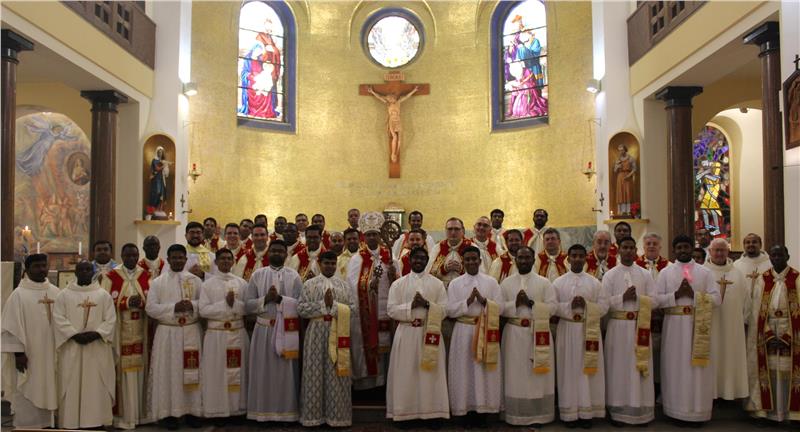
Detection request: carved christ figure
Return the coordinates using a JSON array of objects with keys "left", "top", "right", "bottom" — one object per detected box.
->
[{"left": 367, "top": 85, "right": 420, "bottom": 163}]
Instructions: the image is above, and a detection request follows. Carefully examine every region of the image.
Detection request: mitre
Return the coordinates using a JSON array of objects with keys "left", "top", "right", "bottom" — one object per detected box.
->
[{"left": 359, "top": 211, "right": 384, "bottom": 234}]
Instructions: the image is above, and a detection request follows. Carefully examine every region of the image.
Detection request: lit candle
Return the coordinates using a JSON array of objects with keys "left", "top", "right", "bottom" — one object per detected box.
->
[
  {"left": 192, "top": 163, "right": 196, "bottom": 170},
  {"left": 36, "top": 242, "right": 40, "bottom": 254},
  {"left": 588, "top": 161, "right": 592, "bottom": 169},
  {"left": 78, "top": 241, "right": 82, "bottom": 256}
]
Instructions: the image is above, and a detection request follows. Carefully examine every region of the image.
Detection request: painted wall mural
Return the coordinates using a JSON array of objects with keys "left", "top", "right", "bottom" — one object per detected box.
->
[{"left": 14, "top": 109, "right": 90, "bottom": 258}]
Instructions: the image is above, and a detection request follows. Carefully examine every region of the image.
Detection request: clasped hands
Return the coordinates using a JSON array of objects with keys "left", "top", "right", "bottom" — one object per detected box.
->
[
  {"left": 411, "top": 292, "right": 430, "bottom": 309},
  {"left": 516, "top": 290, "right": 534, "bottom": 308},
  {"left": 674, "top": 279, "right": 694, "bottom": 300},
  {"left": 71, "top": 331, "right": 102, "bottom": 345},
  {"left": 264, "top": 285, "right": 282, "bottom": 305},
  {"left": 174, "top": 299, "right": 194, "bottom": 314},
  {"left": 467, "top": 287, "right": 487, "bottom": 306}
]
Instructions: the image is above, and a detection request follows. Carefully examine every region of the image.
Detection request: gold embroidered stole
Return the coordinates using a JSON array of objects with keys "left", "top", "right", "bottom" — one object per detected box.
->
[
  {"left": 120, "top": 271, "right": 146, "bottom": 371},
  {"left": 328, "top": 302, "right": 352, "bottom": 377},
  {"left": 179, "top": 276, "right": 200, "bottom": 390},
  {"left": 753, "top": 269, "right": 800, "bottom": 417},
  {"left": 472, "top": 300, "right": 500, "bottom": 370},
  {"left": 187, "top": 244, "right": 212, "bottom": 273},
  {"left": 532, "top": 302, "right": 552, "bottom": 374},
  {"left": 635, "top": 295, "right": 653, "bottom": 376},
  {"left": 421, "top": 303, "right": 444, "bottom": 371},
  {"left": 691, "top": 292, "right": 713, "bottom": 367},
  {"left": 583, "top": 301, "right": 602, "bottom": 375}
]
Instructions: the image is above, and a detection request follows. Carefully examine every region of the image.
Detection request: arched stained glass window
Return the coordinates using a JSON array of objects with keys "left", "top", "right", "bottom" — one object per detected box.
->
[
  {"left": 693, "top": 125, "right": 731, "bottom": 239},
  {"left": 237, "top": 0, "right": 295, "bottom": 132},
  {"left": 491, "top": 0, "right": 548, "bottom": 130}
]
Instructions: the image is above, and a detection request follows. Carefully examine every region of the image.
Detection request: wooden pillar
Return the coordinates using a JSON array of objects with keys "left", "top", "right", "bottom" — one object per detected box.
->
[
  {"left": 80, "top": 90, "right": 128, "bottom": 250},
  {"left": 1, "top": 30, "right": 33, "bottom": 262},
  {"left": 655, "top": 86, "right": 703, "bottom": 244},
  {"left": 744, "top": 22, "right": 784, "bottom": 248}
]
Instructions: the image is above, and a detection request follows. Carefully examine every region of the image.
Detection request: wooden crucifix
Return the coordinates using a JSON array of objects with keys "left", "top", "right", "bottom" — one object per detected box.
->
[{"left": 359, "top": 71, "right": 429, "bottom": 178}]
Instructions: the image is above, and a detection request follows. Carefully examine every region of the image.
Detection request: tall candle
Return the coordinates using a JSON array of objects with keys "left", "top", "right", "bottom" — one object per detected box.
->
[
  {"left": 36, "top": 242, "right": 40, "bottom": 254},
  {"left": 78, "top": 241, "right": 82, "bottom": 256}
]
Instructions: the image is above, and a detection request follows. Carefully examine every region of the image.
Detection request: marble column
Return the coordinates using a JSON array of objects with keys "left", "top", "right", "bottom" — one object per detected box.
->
[
  {"left": 655, "top": 86, "right": 703, "bottom": 244},
  {"left": 1, "top": 30, "right": 33, "bottom": 262},
  {"left": 744, "top": 21, "right": 784, "bottom": 248},
  {"left": 80, "top": 90, "right": 128, "bottom": 250}
]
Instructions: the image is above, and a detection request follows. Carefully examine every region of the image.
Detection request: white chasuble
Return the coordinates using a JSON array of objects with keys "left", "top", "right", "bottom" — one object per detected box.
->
[
  {"left": 386, "top": 272, "right": 450, "bottom": 421},
  {"left": 1, "top": 277, "right": 59, "bottom": 428},
  {"left": 706, "top": 259, "right": 750, "bottom": 400},
  {"left": 53, "top": 281, "right": 116, "bottom": 429}
]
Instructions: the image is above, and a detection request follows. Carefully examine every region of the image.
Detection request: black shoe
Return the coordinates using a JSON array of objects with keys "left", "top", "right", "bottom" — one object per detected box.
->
[
  {"left": 185, "top": 415, "right": 203, "bottom": 428},
  {"left": 427, "top": 419, "right": 443, "bottom": 430},
  {"left": 580, "top": 419, "right": 592, "bottom": 429},
  {"left": 565, "top": 420, "right": 579, "bottom": 429},
  {"left": 161, "top": 416, "right": 180, "bottom": 431},
  {"left": 608, "top": 418, "right": 625, "bottom": 428}
]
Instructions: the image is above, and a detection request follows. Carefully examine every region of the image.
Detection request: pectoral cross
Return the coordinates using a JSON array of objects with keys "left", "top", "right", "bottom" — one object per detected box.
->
[
  {"left": 359, "top": 71, "right": 430, "bottom": 178},
  {"left": 717, "top": 275, "right": 734, "bottom": 302},
  {"left": 39, "top": 293, "right": 55, "bottom": 324},
  {"left": 78, "top": 296, "right": 97, "bottom": 330}
]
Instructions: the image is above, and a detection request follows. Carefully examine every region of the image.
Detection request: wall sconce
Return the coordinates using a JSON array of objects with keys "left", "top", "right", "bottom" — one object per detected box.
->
[
  {"left": 586, "top": 78, "right": 601, "bottom": 94},
  {"left": 188, "top": 163, "right": 202, "bottom": 183},
  {"left": 581, "top": 161, "right": 596, "bottom": 181},
  {"left": 182, "top": 82, "right": 198, "bottom": 97}
]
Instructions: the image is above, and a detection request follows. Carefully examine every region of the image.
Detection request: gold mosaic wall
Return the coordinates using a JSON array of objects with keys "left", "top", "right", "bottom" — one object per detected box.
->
[{"left": 189, "top": 1, "right": 596, "bottom": 231}]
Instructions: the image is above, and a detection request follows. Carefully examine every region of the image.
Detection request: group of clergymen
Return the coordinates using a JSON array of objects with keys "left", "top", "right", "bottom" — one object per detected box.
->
[{"left": 2, "top": 207, "right": 797, "bottom": 430}]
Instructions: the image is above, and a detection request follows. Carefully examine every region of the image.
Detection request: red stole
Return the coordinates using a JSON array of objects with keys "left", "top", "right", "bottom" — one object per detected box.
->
[
  {"left": 754, "top": 268, "right": 800, "bottom": 414},
  {"left": 234, "top": 246, "right": 247, "bottom": 262},
  {"left": 243, "top": 237, "right": 253, "bottom": 251},
  {"left": 505, "top": 228, "right": 536, "bottom": 246},
  {"left": 242, "top": 249, "right": 269, "bottom": 281},
  {"left": 205, "top": 236, "right": 221, "bottom": 252},
  {"left": 484, "top": 239, "right": 500, "bottom": 262},
  {"left": 585, "top": 251, "right": 617, "bottom": 279},
  {"left": 498, "top": 252, "right": 515, "bottom": 281},
  {"left": 431, "top": 239, "right": 473, "bottom": 276},
  {"left": 296, "top": 245, "right": 326, "bottom": 280},
  {"left": 609, "top": 243, "right": 618, "bottom": 258},
  {"left": 321, "top": 231, "right": 332, "bottom": 250},
  {"left": 137, "top": 258, "right": 164, "bottom": 279},
  {"left": 400, "top": 253, "right": 411, "bottom": 276},
  {"left": 356, "top": 246, "right": 392, "bottom": 376},
  {"left": 635, "top": 255, "right": 670, "bottom": 273},
  {"left": 537, "top": 251, "right": 567, "bottom": 278},
  {"left": 106, "top": 269, "right": 150, "bottom": 307}
]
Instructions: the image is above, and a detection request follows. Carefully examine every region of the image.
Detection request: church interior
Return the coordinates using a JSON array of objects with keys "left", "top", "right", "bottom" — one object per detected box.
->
[{"left": 1, "top": 0, "right": 800, "bottom": 430}]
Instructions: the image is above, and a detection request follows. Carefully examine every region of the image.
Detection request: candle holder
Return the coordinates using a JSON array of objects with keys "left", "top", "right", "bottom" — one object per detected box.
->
[
  {"left": 582, "top": 161, "right": 596, "bottom": 181},
  {"left": 188, "top": 163, "right": 202, "bottom": 183}
]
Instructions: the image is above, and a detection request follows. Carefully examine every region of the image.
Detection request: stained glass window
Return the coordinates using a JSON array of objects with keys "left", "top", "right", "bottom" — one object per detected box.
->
[
  {"left": 693, "top": 125, "right": 731, "bottom": 239},
  {"left": 495, "top": 0, "right": 548, "bottom": 127},
  {"left": 237, "top": 1, "right": 295, "bottom": 130},
  {"left": 366, "top": 15, "right": 421, "bottom": 68}
]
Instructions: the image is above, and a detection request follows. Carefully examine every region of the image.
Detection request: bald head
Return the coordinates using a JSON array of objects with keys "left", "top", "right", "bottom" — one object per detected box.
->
[{"left": 592, "top": 230, "right": 612, "bottom": 259}]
